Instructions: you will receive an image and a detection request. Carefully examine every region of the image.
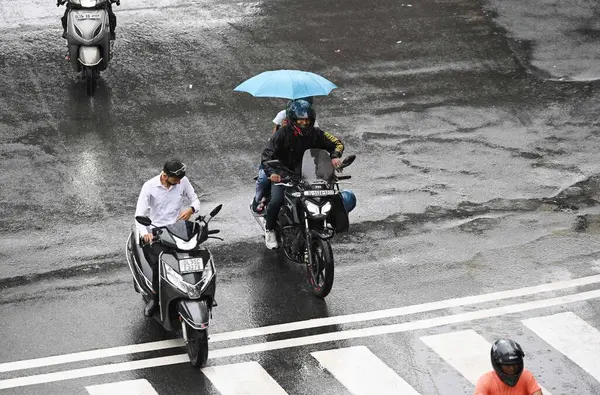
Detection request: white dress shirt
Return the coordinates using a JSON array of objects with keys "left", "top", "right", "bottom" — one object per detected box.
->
[
  {"left": 135, "top": 175, "right": 201, "bottom": 236},
  {"left": 272, "top": 110, "right": 319, "bottom": 127}
]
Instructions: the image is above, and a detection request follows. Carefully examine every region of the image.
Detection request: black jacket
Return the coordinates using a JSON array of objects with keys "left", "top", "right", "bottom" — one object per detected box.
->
[{"left": 261, "top": 125, "right": 344, "bottom": 176}]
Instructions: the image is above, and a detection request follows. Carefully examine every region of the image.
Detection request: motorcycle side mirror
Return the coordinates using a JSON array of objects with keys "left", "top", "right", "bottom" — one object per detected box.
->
[
  {"left": 209, "top": 204, "right": 223, "bottom": 218},
  {"left": 341, "top": 155, "right": 356, "bottom": 167},
  {"left": 135, "top": 216, "right": 152, "bottom": 226}
]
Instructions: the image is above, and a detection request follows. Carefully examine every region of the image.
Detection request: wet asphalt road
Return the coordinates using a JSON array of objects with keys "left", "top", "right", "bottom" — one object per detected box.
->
[{"left": 1, "top": 0, "right": 600, "bottom": 394}]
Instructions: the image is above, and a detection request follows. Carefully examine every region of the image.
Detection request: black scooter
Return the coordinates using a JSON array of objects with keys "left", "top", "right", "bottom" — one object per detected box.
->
[{"left": 125, "top": 204, "right": 223, "bottom": 367}]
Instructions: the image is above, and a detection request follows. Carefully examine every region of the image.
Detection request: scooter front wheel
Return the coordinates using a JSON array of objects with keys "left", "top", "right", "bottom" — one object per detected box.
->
[{"left": 186, "top": 325, "right": 209, "bottom": 368}]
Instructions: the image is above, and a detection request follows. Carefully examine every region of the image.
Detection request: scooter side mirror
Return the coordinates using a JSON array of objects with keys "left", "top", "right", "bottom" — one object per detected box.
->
[
  {"left": 135, "top": 216, "right": 152, "bottom": 226},
  {"left": 209, "top": 204, "right": 223, "bottom": 218}
]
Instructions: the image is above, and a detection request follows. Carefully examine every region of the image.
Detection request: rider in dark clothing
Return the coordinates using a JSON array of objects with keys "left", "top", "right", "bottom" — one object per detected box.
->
[
  {"left": 61, "top": 1, "right": 117, "bottom": 40},
  {"left": 260, "top": 99, "right": 344, "bottom": 249}
]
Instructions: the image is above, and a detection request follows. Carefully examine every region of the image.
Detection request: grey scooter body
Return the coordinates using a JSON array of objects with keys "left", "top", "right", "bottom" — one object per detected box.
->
[{"left": 65, "top": 0, "right": 111, "bottom": 72}]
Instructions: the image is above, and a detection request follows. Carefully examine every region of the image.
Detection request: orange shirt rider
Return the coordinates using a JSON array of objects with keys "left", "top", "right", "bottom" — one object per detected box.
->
[
  {"left": 475, "top": 369, "right": 542, "bottom": 395},
  {"left": 474, "top": 339, "right": 543, "bottom": 395}
]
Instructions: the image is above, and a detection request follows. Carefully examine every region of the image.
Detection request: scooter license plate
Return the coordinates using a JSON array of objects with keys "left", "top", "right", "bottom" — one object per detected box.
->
[
  {"left": 179, "top": 258, "right": 204, "bottom": 274},
  {"left": 75, "top": 13, "right": 102, "bottom": 20}
]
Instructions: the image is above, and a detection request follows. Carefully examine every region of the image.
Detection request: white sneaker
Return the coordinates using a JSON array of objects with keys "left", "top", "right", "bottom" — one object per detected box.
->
[{"left": 265, "top": 229, "right": 278, "bottom": 249}]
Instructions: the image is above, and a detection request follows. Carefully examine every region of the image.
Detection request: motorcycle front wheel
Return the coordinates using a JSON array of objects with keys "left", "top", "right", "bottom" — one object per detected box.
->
[
  {"left": 186, "top": 325, "right": 209, "bottom": 368},
  {"left": 306, "top": 238, "right": 334, "bottom": 298}
]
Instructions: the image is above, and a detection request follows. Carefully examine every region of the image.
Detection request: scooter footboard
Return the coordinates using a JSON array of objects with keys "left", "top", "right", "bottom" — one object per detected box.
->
[{"left": 177, "top": 299, "right": 210, "bottom": 330}]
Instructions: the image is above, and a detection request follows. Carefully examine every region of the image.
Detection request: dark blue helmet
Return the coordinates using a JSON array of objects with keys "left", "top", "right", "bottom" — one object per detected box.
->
[
  {"left": 341, "top": 190, "right": 356, "bottom": 213},
  {"left": 286, "top": 99, "right": 316, "bottom": 130}
]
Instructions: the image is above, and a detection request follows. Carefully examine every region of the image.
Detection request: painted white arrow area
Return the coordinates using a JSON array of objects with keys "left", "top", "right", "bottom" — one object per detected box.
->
[
  {"left": 311, "top": 346, "right": 422, "bottom": 395},
  {"left": 523, "top": 312, "right": 600, "bottom": 383},
  {"left": 85, "top": 379, "right": 159, "bottom": 395}
]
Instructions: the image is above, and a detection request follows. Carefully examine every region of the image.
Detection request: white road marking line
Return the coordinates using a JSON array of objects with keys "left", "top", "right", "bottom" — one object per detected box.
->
[
  {"left": 0, "top": 340, "right": 183, "bottom": 374},
  {"left": 311, "top": 346, "right": 422, "bottom": 394},
  {"left": 2, "top": 274, "right": 599, "bottom": 374},
  {"left": 202, "top": 361, "right": 288, "bottom": 395},
  {"left": 421, "top": 330, "right": 551, "bottom": 394},
  {"left": 1, "top": 289, "right": 599, "bottom": 389},
  {"left": 0, "top": 355, "right": 189, "bottom": 390},
  {"left": 85, "top": 379, "right": 159, "bottom": 395},
  {"left": 523, "top": 312, "right": 600, "bottom": 382}
]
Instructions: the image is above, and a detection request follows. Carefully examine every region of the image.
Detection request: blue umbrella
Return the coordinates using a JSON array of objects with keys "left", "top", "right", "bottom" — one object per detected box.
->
[{"left": 234, "top": 70, "right": 337, "bottom": 99}]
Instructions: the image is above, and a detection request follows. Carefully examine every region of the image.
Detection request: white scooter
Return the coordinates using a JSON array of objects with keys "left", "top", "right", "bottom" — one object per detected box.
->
[{"left": 57, "top": 0, "right": 119, "bottom": 96}]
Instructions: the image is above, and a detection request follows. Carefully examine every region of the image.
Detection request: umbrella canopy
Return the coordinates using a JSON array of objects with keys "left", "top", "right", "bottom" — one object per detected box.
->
[{"left": 234, "top": 70, "right": 337, "bottom": 99}]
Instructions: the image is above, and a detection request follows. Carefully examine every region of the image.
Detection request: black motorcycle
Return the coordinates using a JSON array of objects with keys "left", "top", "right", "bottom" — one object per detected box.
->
[
  {"left": 251, "top": 149, "right": 355, "bottom": 298},
  {"left": 125, "top": 204, "right": 223, "bottom": 367}
]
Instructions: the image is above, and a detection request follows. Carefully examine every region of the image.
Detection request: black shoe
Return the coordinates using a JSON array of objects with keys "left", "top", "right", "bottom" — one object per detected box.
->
[{"left": 144, "top": 298, "right": 157, "bottom": 317}]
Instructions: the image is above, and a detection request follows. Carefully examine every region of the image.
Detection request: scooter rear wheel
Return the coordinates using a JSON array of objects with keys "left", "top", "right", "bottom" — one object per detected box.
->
[{"left": 186, "top": 325, "right": 209, "bottom": 368}]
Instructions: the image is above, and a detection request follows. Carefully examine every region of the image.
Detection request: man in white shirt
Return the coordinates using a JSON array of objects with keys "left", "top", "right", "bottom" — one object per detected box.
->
[{"left": 135, "top": 159, "right": 201, "bottom": 317}]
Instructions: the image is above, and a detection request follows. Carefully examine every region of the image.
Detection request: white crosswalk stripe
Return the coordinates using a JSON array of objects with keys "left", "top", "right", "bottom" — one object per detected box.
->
[
  {"left": 420, "top": 329, "right": 552, "bottom": 395},
  {"left": 311, "top": 346, "right": 422, "bottom": 395},
  {"left": 201, "top": 361, "right": 289, "bottom": 395},
  {"left": 523, "top": 312, "right": 600, "bottom": 383},
  {"left": 85, "top": 379, "right": 159, "bottom": 395}
]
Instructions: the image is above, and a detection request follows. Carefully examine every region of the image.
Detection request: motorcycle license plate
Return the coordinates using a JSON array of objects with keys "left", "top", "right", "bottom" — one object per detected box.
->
[
  {"left": 75, "top": 13, "right": 102, "bottom": 20},
  {"left": 179, "top": 258, "right": 204, "bottom": 274},
  {"left": 304, "top": 190, "right": 335, "bottom": 196}
]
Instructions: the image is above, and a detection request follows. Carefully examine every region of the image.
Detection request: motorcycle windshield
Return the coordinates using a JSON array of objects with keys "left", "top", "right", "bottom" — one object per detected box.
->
[
  {"left": 164, "top": 221, "right": 199, "bottom": 242},
  {"left": 301, "top": 149, "right": 335, "bottom": 184}
]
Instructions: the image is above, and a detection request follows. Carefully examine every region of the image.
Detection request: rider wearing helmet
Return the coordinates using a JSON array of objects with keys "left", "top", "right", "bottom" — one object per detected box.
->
[
  {"left": 474, "top": 339, "right": 543, "bottom": 395},
  {"left": 135, "top": 159, "right": 201, "bottom": 317},
  {"left": 260, "top": 99, "right": 345, "bottom": 249},
  {"left": 271, "top": 97, "right": 319, "bottom": 133}
]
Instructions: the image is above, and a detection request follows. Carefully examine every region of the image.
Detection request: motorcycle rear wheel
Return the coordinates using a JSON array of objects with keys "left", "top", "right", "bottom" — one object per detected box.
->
[
  {"left": 186, "top": 325, "right": 209, "bottom": 368},
  {"left": 306, "top": 238, "right": 334, "bottom": 298}
]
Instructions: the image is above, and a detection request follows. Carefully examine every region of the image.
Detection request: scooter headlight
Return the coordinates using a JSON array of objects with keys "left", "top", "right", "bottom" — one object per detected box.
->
[{"left": 163, "top": 263, "right": 189, "bottom": 294}]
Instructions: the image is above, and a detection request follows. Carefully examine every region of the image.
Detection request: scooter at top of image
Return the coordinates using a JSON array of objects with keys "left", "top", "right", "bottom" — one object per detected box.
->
[{"left": 57, "top": 0, "right": 120, "bottom": 96}]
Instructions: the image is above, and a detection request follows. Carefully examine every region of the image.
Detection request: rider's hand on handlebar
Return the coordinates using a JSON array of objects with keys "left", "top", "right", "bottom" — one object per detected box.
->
[
  {"left": 331, "top": 158, "right": 343, "bottom": 169},
  {"left": 270, "top": 174, "right": 281, "bottom": 183},
  {"left": 142, "top": 234, "right": 153, "bottom": 244}
]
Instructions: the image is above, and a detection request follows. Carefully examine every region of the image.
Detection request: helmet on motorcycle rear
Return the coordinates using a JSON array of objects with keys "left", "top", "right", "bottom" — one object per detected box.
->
[
  {"left": 163, "top": 159, "right": 187, "bottom": 179},
  {"left": 491, "top": 339, "right": 525, "bottom": 387},
  {"left": 286, "top": 99, "right": 316, "bottom": 130},
  {"left": 341, "top": 190, "right": 356, "bottom": 213}
]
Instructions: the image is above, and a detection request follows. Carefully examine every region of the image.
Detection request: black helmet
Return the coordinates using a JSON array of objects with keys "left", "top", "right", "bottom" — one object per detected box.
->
[
  {"left": 286, "top": 99, "right": 316, "bottom": 130},
  {"left": 163, "top": 159, "right": 187, "bottom": 179},
  {"left": 491, "top": 339, "right": 525, "bottom": 387}
]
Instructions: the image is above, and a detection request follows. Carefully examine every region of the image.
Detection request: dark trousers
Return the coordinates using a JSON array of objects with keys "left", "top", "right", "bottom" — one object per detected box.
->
[
  {"left": 142, "top": 243, "right": 162, "bottom": 297},
  {"left": 265, "top": 184, "right": 287, "bottom": 230},
  {"left": 61, "top": 3, "right": 116, "bottom": 33}
]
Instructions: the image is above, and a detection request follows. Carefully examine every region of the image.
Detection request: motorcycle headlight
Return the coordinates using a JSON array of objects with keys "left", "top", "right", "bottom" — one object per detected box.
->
[
  {"left": 321, "top": 201, "right": 332, "bottom": 214},
  {"left": 306, "top": 201, "right": 320, "bottom": 216}
]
